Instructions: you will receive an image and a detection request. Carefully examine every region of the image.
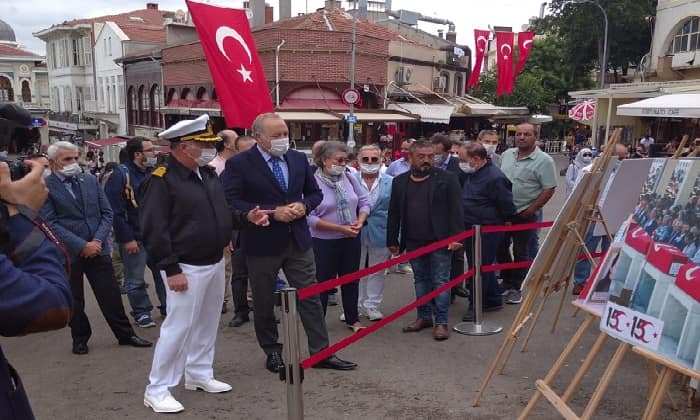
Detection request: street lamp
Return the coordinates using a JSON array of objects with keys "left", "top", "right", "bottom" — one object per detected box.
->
[{"left": 571, "top": 0, "right": 608, "bottom": 89}]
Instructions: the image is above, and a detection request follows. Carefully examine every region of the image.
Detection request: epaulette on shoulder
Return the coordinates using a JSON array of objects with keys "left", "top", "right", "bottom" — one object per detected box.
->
[{"left": 152, "top": 166, "right": 167, "bottom": 177}]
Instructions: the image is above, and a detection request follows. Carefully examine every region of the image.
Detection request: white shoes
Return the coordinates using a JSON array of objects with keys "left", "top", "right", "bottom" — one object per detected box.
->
[
  {"left": 144, "top": 393, "right": 184, "bottom": 413},
  {"left": 365, "top": 308, "right": 384, "bottom": 321},
  {"left": 184, "top": 378, "right": 232, "bottom": 393}
]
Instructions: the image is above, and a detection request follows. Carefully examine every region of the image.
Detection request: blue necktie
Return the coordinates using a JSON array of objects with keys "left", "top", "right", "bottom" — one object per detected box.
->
[{"left": 270, "top": 157, "right": 287, "bottom": 192}]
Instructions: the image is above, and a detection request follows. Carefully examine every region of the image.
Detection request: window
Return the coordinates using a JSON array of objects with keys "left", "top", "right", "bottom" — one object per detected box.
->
[
  {"left": 670, "top": 17, "right": 700, "bottom": 53},
  {"left": 83, "top": 37, "right": 92, "bottom": 66},
  {"left": 138, "top": 85, "right": 148, "bottom": 124},
  {"left": 98, "top": 77, "right": 104, "bottom": 102},
  {"left": 454, "top": 73, "right": 464, "bottom": 97},
  {"left": 47, "top": 43, "right": 54, "bottom": 69},
  {"left": 108, "top": 37, "right": 112, "bottom": 56},
  {"left": 75, "top": 86, "right": 83, "bottom": 111},
  {"left": 51, "top": 86, "right": 60, "bottom": 111},
  {"left": 111, "top": 81, "right": 117, "bottom": 113},
  {"left": 117, "top": 75, "right": 124, "bottom": 107},
  {"left": 0, "top": 76, "right": 13, "bottom": 101},
  {"left": 21, "top": 80, "right": 31, "bottom": 103},
  {"left": 72, "top": 39, "right": 80, "bottom": 66},
  {"left": 62, "top": 39, "right": 70, "bottom": 67},
  {"left": 63, "top": 86, "right": 72, "bottom": 112},
  {"left": 149, "top": 84, "right": 161, "bottom": 127},
  {"left": 127, "top": 86, "right": 137, "bottom": 125}
]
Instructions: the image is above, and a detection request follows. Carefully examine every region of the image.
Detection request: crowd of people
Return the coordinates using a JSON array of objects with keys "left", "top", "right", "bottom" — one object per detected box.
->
[{"left": 3, "top": 108, "right": 561, "bottom": 416}]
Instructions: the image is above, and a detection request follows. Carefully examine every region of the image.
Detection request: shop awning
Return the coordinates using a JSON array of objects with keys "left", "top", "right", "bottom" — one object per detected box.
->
[
  {"left": 459, "top": 103, "right": 529, "bottom": 117},
  {"left": 386, "top": 103, "right": 454, "bottom": 124},
  {"left": 84, "top": 136, "right": 129, "bottom": 148},
  {"left": 340, "top": 111, "right": 418, "bottom": 122},
  {"left": 570, "top": 80, "right": 700, "bottom": 99},
  {"left": 617, "top": 94, "right": 700, "bottom": 118},
  {"left": 275, "top": 110, "right": 342, "bottom": 122}
]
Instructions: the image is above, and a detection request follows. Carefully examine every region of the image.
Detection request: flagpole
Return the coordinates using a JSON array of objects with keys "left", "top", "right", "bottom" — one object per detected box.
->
[{"left": 347, "top": 0, "right": 357, "bottom": 149}]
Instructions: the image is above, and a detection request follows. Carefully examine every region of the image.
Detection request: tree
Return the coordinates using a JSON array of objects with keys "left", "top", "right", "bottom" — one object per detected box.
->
[{"left": 469, "top": 69, "right": 555, "bottom": 114}]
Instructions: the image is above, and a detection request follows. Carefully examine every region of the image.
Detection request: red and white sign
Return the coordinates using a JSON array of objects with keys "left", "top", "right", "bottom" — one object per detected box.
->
[
  {"left": 185, "top": 0, "right": 273, "bottom": 128},
  {"left": 675, "top": 263, "right": 700, "bottom": 302},
  {"left": 342, "top": 88, "right": 361, "bottom": 105},
  {"left": 646, "top": 242, "right": 688, "bottom": 275},
  {"left": 600, "top": 301, "right": 664, "bottom": 351},
  {"left": 624, "top": 226, "right": 652, "bottom": 255}
]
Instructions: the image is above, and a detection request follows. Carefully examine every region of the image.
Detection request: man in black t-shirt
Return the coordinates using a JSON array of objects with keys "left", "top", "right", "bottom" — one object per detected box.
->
[{"left": 387, "top": 140, "right": 463, "bottom": 341}]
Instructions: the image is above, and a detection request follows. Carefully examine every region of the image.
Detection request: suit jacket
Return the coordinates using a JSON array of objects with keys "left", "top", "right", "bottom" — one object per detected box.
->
[
  {"left": 222, "top": 147, "right": 323, "bottom": 256},
  {"left": 41, "top": 172, "right": 114, "bottom": 260},
  {"left": 354, "top": 171, "right": 393, "bottom": 248},
  {"left": 387, "top": 168, "right": 463, "bottom": 252}
]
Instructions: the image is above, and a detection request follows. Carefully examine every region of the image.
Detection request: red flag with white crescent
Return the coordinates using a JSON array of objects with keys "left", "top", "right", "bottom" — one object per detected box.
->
[
  {"left": 515, "top": 31, "right": 535, "bottom": 76},
  {"left": 467, "top": 29, "right": 490, "bottom": 90},
  {"left": 185, "top": 0, "right": 273, "bottom": 128},
  {"left": 495, "top": 31, "right": 515, "bottom": 97}
]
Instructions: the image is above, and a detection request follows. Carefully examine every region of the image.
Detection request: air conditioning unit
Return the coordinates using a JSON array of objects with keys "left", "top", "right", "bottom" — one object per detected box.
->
[{"left": 395, "top": 66, "right": 412, "bottom": 85}]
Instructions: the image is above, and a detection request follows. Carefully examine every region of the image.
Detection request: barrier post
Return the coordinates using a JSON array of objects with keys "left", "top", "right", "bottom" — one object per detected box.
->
[
  {"left": 279, "top": 288, "right": 304, "bottom": 420},
  {"left": 453, "top": 225, "right": 503, "bottom": 336}
]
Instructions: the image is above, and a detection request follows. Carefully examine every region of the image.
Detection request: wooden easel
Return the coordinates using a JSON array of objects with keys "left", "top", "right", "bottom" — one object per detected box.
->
[{"left": 471, "top": 129, "right": 623, "bottom": 407}]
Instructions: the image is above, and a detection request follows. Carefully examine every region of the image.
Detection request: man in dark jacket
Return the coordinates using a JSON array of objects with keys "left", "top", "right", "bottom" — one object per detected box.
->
[
  {"left": 459, "top": 143, "right": 516, "bottom": 321},
  {"left": 105, "top": 137, "right": 166, "bottom": 327},
  {"left": 387, "top": 140, "right": 464, "bottom": 340}
]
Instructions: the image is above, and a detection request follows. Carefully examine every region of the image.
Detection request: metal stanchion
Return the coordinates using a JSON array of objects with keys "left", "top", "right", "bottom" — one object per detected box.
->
[
  {"left": 279, "top": 288, "right": 304, "bottom": 420},
  {"left": 454, "top": 225, "right": 503, "bottom": 336}
]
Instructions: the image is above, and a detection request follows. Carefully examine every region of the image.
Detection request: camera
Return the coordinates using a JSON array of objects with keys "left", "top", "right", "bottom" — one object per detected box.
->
[{"left": 0, "top": 102, "right": 34, "bottom": 181}]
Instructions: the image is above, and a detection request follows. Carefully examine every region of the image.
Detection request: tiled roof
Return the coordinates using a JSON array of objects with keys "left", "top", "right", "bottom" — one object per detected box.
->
[
  {"left": 62, "top": 8, "right": 171, "bottom": 27},
  {"left": 257, "top": 8, "right": 404, "bottom": 42},
  {"left": 120, "top": 24, "right": 166, "bottom": 43},
  {"left": 0, "top": 44, "right": 41, "bottom": 57}
]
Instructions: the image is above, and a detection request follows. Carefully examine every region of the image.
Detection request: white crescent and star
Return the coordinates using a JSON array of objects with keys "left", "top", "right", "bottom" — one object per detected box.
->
[
  {"left": 500, "top": 44, "right": 512, "bottom": 59},
  {"left": 523, "top": 39, "right": 533, "bottom": 50},
  {"left": 476, "top": 35, "right": 487, "bottom": 53},
  {"left": 215, "top": 26, "right": 254, "bottom": 83},
  {"left": 632, "top": 228, "right": 644, "bottom": 238},
  {"left": 685, "top": 265, "right": 700, "bottom": 281}
]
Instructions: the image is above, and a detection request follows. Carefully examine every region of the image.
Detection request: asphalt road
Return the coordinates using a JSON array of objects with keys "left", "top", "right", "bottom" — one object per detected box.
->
[{"left": 4, "top": 155, "right": 698, "bottom": 419}]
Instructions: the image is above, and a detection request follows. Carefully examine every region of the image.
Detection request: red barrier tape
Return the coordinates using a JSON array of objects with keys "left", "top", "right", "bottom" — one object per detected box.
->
[
  {"left": 481, "top": 220, "right": 554, "bottom": 233},
  {"left": 301, "top": 268, "right": 476, "bottom": 369},
  {"left": 298, "top": 229, "right": 476, "bottom": 300}
]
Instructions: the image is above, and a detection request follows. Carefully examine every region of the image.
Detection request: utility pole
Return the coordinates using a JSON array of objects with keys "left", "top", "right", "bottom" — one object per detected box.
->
[{"left": 347, "top": 0, "right": 357, "bottom": 149}]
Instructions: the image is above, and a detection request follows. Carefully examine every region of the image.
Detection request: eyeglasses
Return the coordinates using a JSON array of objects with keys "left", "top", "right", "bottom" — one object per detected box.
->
[
  {"left": 582, "top": 153, "right": 592, "bottom": 157},
  {"left": 361, "top": 156, "right": 380, "bottom": 163}
]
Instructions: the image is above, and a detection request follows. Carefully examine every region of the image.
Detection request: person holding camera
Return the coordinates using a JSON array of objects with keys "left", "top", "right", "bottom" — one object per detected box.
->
[{"left": 0, "top": 102, "right": 73, "bottom": 419}]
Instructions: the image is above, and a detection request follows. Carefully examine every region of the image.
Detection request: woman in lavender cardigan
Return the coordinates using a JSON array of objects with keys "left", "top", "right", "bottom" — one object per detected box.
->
[{"left": 308, "top": 141, "right": 371, "bottom": 332}]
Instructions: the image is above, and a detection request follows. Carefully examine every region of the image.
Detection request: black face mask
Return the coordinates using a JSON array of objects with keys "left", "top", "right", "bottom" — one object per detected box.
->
[{"left": 410, "top": 165, "right": 431, "bottom": 178}]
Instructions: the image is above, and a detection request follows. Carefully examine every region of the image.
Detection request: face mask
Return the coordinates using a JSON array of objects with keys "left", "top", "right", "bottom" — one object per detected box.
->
[
  {"left": 459, "top": 162, "right": 476, "bottom": 174},
  {"left": 269, "top": 137, "right": 290, "bottom": 157},
  {"left": 145, "top": 156, "right": 158, "bottom": 167},
  {"left": 327, "top": 164, "right": 346, "bottom": 176},
  {"left": 59, "top": 162, "right": 81, "bottom": 178},
  {"left": 400, "top": 151, "right": 409, "bottom": 160},
  {"left": 582, "top": 156, "right": 592, "bottom": 163},
  {"left": 484, "top": 144, "right": 497, "bottom": 155},
  {"left": 43, "top": 168, "right": 52, "bottom": 178},
  {"left": 192, "top": 148, "right": 216, "bottom": 166},
  {"left": 433, "top": 154, "right": 445, "bottom": 166},
  {"left": 360, "top": 163, "right": 380, "bottom": 174}
]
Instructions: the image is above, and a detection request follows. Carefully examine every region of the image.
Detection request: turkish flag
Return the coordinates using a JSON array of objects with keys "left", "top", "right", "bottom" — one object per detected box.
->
[
  {"left": 495, "top": 31, "right": 515, "bottom": 97},
  {"left": 466, "top": 29, "right": 490, "bottom": 90},
  {"left": 186, "top": 0, "right": 273, "bottom": 128},
  {"left": 515, "top": 31, "right": 535, "bottom": 76}
]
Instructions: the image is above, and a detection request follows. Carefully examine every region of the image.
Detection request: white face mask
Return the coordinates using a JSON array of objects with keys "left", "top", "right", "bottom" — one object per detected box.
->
[
  {"left": 327, "top": 164, "right": 346, "bottom": 176},
  {"left": 484, "top": 144, "right": 498, "bottom": 155},
  {"left": 43, "top": 168, "right": 52, "bottom": 178},
  {"left": 459, "top": 162, "right": 476, "bottom": 174},
  {"left": 269, "top": 137, "right": 290, "bottom": 157},
  {"left": 581, "top": 156, "right": 592, "bottom": 164},
  {"left": 59, "top": 162, "right": 81, "bottom": 178},
  {"left": 433, "top": 154, "right": 445, "bottom": 166},
  {"left": 193, "top": 148, "right": 217, "bottom": 166},
  {"left": 360, "top": 163, "right": 381, "bottom": 174},
  {"left": 145, "top": 156, "right": 158, "bottom": 167}
]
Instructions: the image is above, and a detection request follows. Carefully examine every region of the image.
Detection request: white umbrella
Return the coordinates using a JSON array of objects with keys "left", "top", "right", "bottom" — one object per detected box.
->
[
  {"left": 568, "top": 99, "right": 596, "bottom": 121},
  {"left": 617, "top": 93, "right": 700, "bottom": 118}
]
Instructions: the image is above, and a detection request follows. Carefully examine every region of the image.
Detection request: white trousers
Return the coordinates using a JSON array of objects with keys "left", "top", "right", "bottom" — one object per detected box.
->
[
  {"left": 358, "top": 237, "right": 391, "bottom": 311},
  {"left": 146, "top": 258, "right": 225, "bottom": 398}
]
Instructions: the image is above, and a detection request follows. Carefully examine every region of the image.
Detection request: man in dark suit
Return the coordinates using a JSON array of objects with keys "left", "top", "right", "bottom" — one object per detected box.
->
[
  {"left": 431, "top": 133, "right": 468, "bottom": 301},
  {"left": 41, "top": 141, "right": 151, "bottom": 355},
  {"left": 387, "top": 139, "right": 464, "bottom": 340},
  {"left": 222, "top": 112, "right": 356, "bottom": 373}
]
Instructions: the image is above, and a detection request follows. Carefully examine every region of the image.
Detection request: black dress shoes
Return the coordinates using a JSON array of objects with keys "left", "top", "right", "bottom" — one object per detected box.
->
[
  {"left": 228, "top": 313, "right": 250, "bottom": 328},
  {"left": 313, "top": 355, "right": 357, "bottom": 370},
  {"left": 72, "top": 342, "right": 89, "bottom": 355},
  {"left": 118, "top": 335, "right": 153, "bottom": 347},
  {"left": 266, "top": 352, "right": 285, "bottom": 373}
]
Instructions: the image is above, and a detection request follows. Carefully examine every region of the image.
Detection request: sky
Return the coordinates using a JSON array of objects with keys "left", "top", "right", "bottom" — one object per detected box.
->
[{"left": 4, "top": 0, "right": 549, "bottom": 56}]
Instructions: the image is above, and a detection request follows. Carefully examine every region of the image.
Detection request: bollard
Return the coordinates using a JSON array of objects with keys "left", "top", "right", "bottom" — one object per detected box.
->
[
  {"left": 279, "top": 288, "right": 304, "bottom": 420},
  {"left": 453, "top": 225, "right": 503, "bottom": 336}
]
